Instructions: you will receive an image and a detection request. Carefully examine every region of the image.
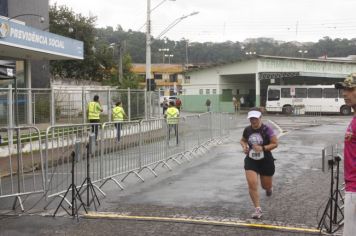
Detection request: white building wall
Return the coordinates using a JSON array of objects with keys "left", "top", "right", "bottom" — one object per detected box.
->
[
  {"left": 219, "top": 60, "right": 257, "bottom": 75},
  {"left": 184, "top": 60, "right": 258, "bottom": 95},
  {"left": 183, "top": 68, "right": 220, "bottom": 95}
]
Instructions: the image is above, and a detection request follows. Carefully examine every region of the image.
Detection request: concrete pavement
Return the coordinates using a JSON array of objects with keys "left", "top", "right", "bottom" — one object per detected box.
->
[{"left": 0, "top": 114, "right": 350, "bottom": 235}]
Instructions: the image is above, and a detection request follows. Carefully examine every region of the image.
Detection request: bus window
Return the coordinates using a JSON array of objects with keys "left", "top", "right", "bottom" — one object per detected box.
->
[
  {"left": 267, "top": 89, "right": 280, "bottom": 101},
  {"left": 338, "top": 89, "right": 344, "bottom": 98},
  {"left": 308, "top": 88, "right": 322, "bottom": 98},
  {"left": 281, "top": 88, "right": 292, "bottom": 98},
  {"left": 295, "top": 88, "right": 307, "bottom": 98},
  {"left": 323, "top": 88, "right": 338, "bottom": 98}
]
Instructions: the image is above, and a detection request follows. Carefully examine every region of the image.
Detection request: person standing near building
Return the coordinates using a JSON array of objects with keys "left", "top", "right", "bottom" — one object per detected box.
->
[
  {"left": 206, "top": 98, "right": 211, "bottom": 112},
  {"left": 162, "top": 97, "right": 169, "bottom": 115},
  {"left": 233, "top": 96, "right": 240, "bottom": 113},
  {"left": 240, "top": 108, "right": 278, "bottom": 219},
  {"left": 165, "top": 101, "right": 180, "bottom": 144},
  {"left": 240, "top": 96, "right": 245, "bottom": 108},
  {"left": 112, "top": 100, "right": 127, "bottom": 142},
  {"left": 87, "top": 95, "right": 103, "bottom": 139},
  {"left": 175, "top": 97, "right": 182, "bottom": 111},
  {"left": 335, "top": 74, "right": 356, "bottom": 236}
]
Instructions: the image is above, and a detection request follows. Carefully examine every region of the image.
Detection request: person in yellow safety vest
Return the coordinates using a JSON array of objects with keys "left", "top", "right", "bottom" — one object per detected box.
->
[
  {"left": 112, "top": 101, "right": 127, "bottom": 142},
  {"left": 164, "top": 100, "right": 180, "bottom": 144},
  {"left": 87, "top": 95, "right": 103, "bottom": 139}
]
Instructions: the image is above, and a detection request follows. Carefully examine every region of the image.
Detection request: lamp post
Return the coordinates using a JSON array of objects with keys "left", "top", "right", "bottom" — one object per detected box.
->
[
  {"left": 8, "top": 13, "right": 45, "bottom": 23},
  {"left": 109, "top": 43, "right": 123, "bottom": 84},
  {"left": 164, "top": 54, "right": 174, "bottom": 64},
  {"left": 146, "top": 0, "right": 152, "bottom": 91},
  {"left": 146, "top": 0, "right": 198, "bottom": 91},
  {"left": 155, "top": 11, "right": 199, "bottom": 39},
  {"left": 158, "top": 48, "right": 169, "bottom": 63},
  {"left": 298, "top": 50, "right": 308, "bottom": 58}
]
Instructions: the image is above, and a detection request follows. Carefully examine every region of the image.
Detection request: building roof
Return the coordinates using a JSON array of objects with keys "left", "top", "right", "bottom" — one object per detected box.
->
[{"left": 131, "top": 64, "right": 184, "bottom": 74}]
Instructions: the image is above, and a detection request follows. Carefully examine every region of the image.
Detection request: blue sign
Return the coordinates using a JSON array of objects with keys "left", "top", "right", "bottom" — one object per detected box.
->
[{"left": 0, "top": 18, "right": 83, "bottom": 59}]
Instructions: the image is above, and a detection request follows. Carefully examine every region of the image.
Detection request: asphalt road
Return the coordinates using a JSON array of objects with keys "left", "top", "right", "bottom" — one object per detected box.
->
[{"left": 0, "top": 114, "right": 350, "bottom": 236}]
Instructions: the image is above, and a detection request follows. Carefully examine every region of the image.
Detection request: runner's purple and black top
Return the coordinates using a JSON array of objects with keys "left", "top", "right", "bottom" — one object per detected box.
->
[{"left": 344, "top": 116, "right": 356, "bottom": 192}]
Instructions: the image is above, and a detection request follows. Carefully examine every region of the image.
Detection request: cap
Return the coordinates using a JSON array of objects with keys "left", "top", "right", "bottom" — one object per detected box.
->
[
  {"left": 335, "top": 73, "right": 356, "bottom": 89},
  {"left": 247, "top": 110, "right": 262, "bottom": 119}
]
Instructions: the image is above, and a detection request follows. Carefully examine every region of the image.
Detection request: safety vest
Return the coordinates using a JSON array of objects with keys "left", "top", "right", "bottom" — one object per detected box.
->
[
  {"left": 112, "top": 106, "right": 125, "bottom": 121},
  {"left": 165, "top": 107, "right": 179, "bottom": 124},
  {"left": 88, "top": 101, "right": 101, "bottom": 120}
]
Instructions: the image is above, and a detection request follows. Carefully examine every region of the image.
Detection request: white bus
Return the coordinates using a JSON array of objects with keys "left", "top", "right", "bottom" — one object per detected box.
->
[{"left": 265, "top": 85, "right": 351, "bottom": 115}]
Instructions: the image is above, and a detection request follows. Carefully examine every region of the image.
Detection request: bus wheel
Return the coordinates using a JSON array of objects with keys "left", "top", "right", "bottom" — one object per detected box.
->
[
  {"left": 283, "top": 105, "right": 293, "bottom": 114},
  {"left": 340, "top": 106, "right": 351, "bottom": 115}
]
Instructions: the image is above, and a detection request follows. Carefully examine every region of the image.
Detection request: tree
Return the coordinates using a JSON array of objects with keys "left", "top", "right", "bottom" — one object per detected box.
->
[{"left": 49, "top": 4, "right": 104, "bottom": 82}]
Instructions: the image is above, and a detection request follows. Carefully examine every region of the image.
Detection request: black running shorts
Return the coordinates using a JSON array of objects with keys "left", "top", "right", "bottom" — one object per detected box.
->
[{"left": 244, "top": 156, "right": 275, "bottom": 176}]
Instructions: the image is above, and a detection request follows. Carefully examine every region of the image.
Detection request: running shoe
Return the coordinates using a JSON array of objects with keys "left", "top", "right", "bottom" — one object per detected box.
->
[{"left": 251, "top": 207, "right": 263, "bottom": 219}]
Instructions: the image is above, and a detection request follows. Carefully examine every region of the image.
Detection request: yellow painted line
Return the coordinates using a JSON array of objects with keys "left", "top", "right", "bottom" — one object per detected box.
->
[{"left": 84, "top": 212, "right": 321, "bottom": 234}]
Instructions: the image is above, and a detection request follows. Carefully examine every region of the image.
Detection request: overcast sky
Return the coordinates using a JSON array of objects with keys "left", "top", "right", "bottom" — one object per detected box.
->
[{"left": 50, "top": 0, "right": 356, "bottom": 43}]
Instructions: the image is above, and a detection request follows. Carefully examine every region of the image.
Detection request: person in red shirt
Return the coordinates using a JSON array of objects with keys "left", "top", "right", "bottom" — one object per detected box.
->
[
  {"left": 175, "top": 98, "right": 182, "bottom": 111},
  {"left": 335, "top": 74, "right": 356, "bottom": 236}
]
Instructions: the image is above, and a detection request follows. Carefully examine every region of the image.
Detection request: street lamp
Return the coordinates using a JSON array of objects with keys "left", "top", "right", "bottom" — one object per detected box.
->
[
  {"left": 109, "top": 43, "right": 124, "bottom": 84},
  {"left": 164, "top": 54, "right": 174, "bottom": 64},
  {"left": 298, "top": 50, "right": 308, "bottom": 58},
  {"left": 8, "top": 13, "right": 45, "bottom": 23},
  {"left": 138, "top": 0, "right": 176, "bottom": 31},
  {"left": 146, "top": 1, "right": 199, "bottom": 91},
  {"left": 156, "top": 12, "right": 199, "bottom": 39},
  {"left": 158, "top": 48, "right": 169, "bottom": 63}
]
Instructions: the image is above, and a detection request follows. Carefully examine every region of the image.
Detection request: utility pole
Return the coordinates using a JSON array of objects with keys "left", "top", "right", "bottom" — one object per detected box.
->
[
  {"left": 146, "top": 0, "right": 152, "bottom": 91},
  {"left": 118, "top": 42, "right": 124, "bottom": 84}
]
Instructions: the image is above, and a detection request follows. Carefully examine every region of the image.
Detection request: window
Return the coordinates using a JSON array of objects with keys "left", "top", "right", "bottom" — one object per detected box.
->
[
  {"left": 295, "top": 88, "right": 307, "bottom": 98},
  {"left": 154, "top": 74, "right": 162, "bottom": 80},
  {"left": 169, "top": 74, "right": 177, "bottom": 82},
  {"left": 199, "top": 89, "right": 203, "bottom": 95},
  {"left": 323, "top": 88, "right": 338, "bottom": 98},
  {"left": 206, "top": 89, "right": 210, "bottom": 94},
  {"left": 212, "top": 89, "right": 217, "bottom": 94},
  {"left": 184, "top": 76, "right": 190, "bottom": 84},
  {"left": 338, "top": 89, "right": 344, "bottom": 98},
  {"left": 308, "top": 88, "right": 322, "bottom": 98},
  {"left": 267, "top": 89, "right": 280, "bottom": 101},
  {"left": 281, "top": 88, "right": 292, "bottom": 98}
]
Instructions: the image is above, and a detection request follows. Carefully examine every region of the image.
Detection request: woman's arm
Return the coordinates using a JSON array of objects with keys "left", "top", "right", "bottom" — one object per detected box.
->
[
  {"left": 263, "top": 135, "right": 278, "bottom": 151},
  {"left": 240, "top": 137, "right": 249, "bottom": 154}
]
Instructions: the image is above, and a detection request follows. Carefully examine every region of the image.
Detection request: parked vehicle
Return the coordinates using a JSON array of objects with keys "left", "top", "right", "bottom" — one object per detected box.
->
[
  {"left": 266, "top": 85, "right": 351, "bottom": 115},
  {"left": 159, "top": 96, "right": 177, "bottom": 106}
]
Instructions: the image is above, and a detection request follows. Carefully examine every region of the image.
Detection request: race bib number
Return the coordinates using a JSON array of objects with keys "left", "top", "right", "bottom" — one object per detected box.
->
[{"left": 249, "top": 149, "right": 264, "bottom": 160}]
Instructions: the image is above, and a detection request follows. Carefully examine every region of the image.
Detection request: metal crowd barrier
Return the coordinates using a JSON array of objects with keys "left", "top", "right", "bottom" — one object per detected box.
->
[
  {"left": 100, "top": 120, "right": 142, "bottom": 189},
  {"left": 0, "top": 112, "right": 237, "bottom": 210},
  {"left": 45, "top": 123, "right": 103, "bottom": 200},
  {"left": 0, "top": 126, "right": 45, "bottom": 211},
  {"left": 183, "top": 114, "right": 207, "bottom": 155},
  {"left": 266, "top": 105, "right": 322, "bottom": 117}
]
